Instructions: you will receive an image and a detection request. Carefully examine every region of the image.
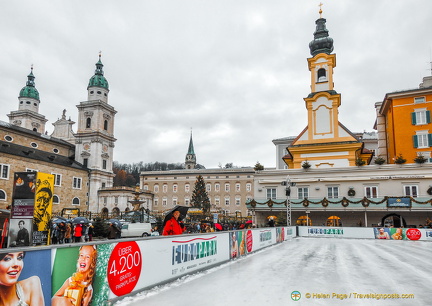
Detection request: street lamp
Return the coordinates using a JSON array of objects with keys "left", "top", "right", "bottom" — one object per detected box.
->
[{"left": 281, "top": 176, "right": 295, "bottom": 226}]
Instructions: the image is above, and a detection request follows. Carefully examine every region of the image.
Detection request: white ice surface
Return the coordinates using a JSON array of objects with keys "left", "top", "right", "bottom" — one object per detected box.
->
[{"left": 113, "top": 238, "right": 432, "bottom": 306}]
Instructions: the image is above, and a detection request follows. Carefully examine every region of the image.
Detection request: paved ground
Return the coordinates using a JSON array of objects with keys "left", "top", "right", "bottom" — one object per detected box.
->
[{"left": 114, "top": 237, "right": 431, "bottom": 306}]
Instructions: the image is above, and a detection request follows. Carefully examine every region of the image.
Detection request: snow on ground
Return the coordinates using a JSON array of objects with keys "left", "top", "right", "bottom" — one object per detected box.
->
[{"left": 114, "top": 238, "right": 431, "bottom": 306}]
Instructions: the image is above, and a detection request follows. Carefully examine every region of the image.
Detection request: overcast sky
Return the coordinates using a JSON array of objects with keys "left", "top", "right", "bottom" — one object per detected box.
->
[{"left": 1, "top": 1, "right": 431, "bottom": 169}]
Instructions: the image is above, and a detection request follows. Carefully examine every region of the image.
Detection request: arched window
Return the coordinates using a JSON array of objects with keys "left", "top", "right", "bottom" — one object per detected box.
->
[
  {"left": 101, "top": 207, "right": 109, "bottom": 219},
  {"left": 104, "top": 120, "right": 108, "bottom": 130},
  {"left": 112, "top": 207, "right": 120, "bottom": 217},
  {"left": 0, "top": 190, "right": 6, "bottom": 201},
  {"left": 72, "top": 197, "right": 80, "bottom": 205},
  {"left": 53, "top": 195, "right": 60, "bottom": 204},
  {"left": 317, "top": 68, "right": 327, "bottom": 82},
  {"left": 125, "top": 207, "right": 130, "bottom": 212},
  {"left": 86, "top": 118, "right": 91, "bottom": 128}
]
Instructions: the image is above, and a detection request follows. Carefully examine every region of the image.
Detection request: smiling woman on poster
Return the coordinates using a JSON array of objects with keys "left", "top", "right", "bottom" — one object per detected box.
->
[
  {"left": 52, "top": 245, "right": 97, "bottom": 306},
  {"left": 0, "top": 251, "right": 44, "bottom": 305}
]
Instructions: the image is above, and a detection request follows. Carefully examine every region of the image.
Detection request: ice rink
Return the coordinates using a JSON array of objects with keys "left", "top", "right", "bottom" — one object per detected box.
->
[{"left": 114, "top": 237, "right": 431, "bottom": 306}]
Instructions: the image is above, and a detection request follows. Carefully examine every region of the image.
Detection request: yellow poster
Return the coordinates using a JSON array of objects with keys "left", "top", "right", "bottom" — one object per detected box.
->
[{"left": 32, "top": 173, "right": 54, "bottom": 244}]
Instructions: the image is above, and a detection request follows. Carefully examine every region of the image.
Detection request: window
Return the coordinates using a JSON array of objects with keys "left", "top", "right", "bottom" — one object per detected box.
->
[
  {"left": 143, "top": 185, "right": 148, "bottom": 191},
  {"left": 419, "top": 151, "right": 432, "bottom": 163},
  {"left": 413, "top": 131, "right": 432, "bottom": 148},
  {"left": 184, "top": 198, "right": 190, "bottom": 206},
  {"left": 114, "top": 196, "right": 119, "bottom": 205},
  {"left": 102, "top": 160, "right": 107, "bottom": 170},
  {"left": 0, "top": 190, "right": 6, "bottom": 201},
  {"left": 73, "top": 177, "right": 82, "bottom": 189},
  {"left": 415, "top": 97, "right": 426, "bottom": 104},
  {"left": 365, "top": 186, "right": 378, "bottom": 198},
  {"left": 53, "top": 195, "right": 60, "bottom": 204},
  {"left": 173, "top": 184, "right": 178, "bottom": 193},
  {"left": 52, "top": 173, "right": 62, "bottom": 186},
  {"left": 327, "top": 186, "right": 339, "bottom": 198},
  {"left": 103, "top": 197, "right": 107, "bottom": 204},
  {"left": 86, "top": 118, "right": 91, "bottom": 128},
  {"left": 235, "top": 183, "right": 240, "bottom": 192},
  {"left": 317, "top": 68, "right": 327, "bottom": 82},
  {"left": 215, "top": 197, "right": 220, "bottom": 206},
  {"left": 215, "top": 184, "right": 220, "bottom": 192},
  {"left": 104, "top": 120, "right": 108, "bottom": 130},
  {"left": 4, "top": 135, "right": 13, "bottom": 142},
  {"left": 83, "top": 158, "right": 88, "bottom": 168},
  {"left": 72, "top": 197, "right": 80, "bottom": 205},
  {"left": 30, "top": 142, "right": 38, "bottom": 148},
  {"left": 163, "top": 185, "right": 168, "bottom": 193},
  {"left": 235, "top": 197, "right": 241, "bottom": 206},
  {"left": 404, "top": 185, "right": 418, "bottom": 197},
  {"left": 185, "top": 184, "right": 190, "bottom": 192},
  {"left": 246, "top": 183, "right": 252, "bottom": 192},
  {"left": 412, "top": 109, "right": 430, "bottom": 125},
  {"left": 0, "top": 164, "right": 9, "bottom": 179},
  {"left": 26, "top": 168, "right": 37, "bottom": 172},
  {"left": 154, "top": 185, "right": 159, "bottom": 193},
  {"left": 102, "top": 182, "right": 106, "bottom": 188},
  {"left": 173, "top": 198, "right": 178, "bottom": 206},
  {"left": 154, "top": 198, "right": 159, "bottom": 206},
  {"left": 225, "top": 197, "right": 230, "bottom": 206},
  {"left": 225, "top": 183, "right": 230, "bottom": 192},
  {"left": 162, "top": 197, "right": 167, "bottom": 206},
  {"left": 266, "top": 188, "right": 277, "bottom": 199},
  {"left": 297, "top": 187, "right": 309, "bottom": 199}
]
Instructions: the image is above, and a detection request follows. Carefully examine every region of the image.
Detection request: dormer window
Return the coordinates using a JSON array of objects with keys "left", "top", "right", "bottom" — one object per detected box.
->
[{"left": 317, "top": 68, "right": 327, "bottom": 82}]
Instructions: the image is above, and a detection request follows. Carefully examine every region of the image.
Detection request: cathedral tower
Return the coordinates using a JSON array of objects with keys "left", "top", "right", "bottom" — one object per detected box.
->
[
  {"left": 75, "top": 54, "right": 117, "bottom": 211},
  {"left": 8, "top": 67, "right": 47, "bottom": 133}
]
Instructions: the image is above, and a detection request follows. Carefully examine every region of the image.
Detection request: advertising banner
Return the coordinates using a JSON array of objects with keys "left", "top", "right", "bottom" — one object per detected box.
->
[
  {"left": 51, "top": 244, "right": 112, "bottom": 306},
  {"left": 374, "top": 227, "right": 422, "bottom": 241},
  {"left": 107, "top": 233, "right": 230, "bottom": 300},
  {"left": 8, "top": 172, "right": 37, "bottom": 248},
  {"left": 32, "top": 172, "right": 55, "bottom": 246},
  {"left": 0, "top": 249, "right": 51, "bottom": 305}
]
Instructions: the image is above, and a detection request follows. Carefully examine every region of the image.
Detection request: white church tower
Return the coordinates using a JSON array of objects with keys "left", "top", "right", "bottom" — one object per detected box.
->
[
  {"left": 8, "top": 67, "right": 48, "bottom": 133},
  {"left": 75, "top": 54, "right": 117, "bottom": 211}
]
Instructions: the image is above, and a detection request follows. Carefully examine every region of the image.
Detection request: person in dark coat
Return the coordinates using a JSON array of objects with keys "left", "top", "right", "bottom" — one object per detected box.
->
[
  {"left": 16, "top": 220, "right": 30, "bottom": 246},
  {"left": 268, "top": 217, "right": 275, "bottom": 227}
]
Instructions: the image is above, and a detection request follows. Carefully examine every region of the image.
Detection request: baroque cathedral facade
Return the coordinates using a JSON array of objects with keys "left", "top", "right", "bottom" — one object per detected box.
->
[{"left": 0, "top": 55, "right": 123, "bottom": 215}]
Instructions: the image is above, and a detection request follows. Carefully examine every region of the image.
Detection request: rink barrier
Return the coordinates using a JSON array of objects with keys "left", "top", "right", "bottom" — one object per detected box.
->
[
  {"left": 2, "top": 226, "right": 296, "bottom": 306},
  {"left": 298, "top": 226, "right": 431, "bottom": 241}
]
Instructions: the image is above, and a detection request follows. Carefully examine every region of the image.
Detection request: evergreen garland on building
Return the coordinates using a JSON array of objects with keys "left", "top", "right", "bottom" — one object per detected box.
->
[{"left": 191, "top": 175, "right": 211, "bottom": 214}]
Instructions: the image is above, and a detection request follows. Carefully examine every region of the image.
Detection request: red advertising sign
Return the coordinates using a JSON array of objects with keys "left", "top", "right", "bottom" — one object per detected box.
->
[
  {"left": 246, "top": 230, "right": 253, "bottom": 253},
  {"left": 108, "top": 241, "right": 142, "bottom": 296},
  {"left": 406, "top": 228, "right": 421, "bottom": 240}
]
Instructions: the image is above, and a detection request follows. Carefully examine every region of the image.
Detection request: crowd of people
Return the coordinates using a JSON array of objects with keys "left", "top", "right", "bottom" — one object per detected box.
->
[{"left": 50, "top": 222, "right": 94, "bottom": 244}]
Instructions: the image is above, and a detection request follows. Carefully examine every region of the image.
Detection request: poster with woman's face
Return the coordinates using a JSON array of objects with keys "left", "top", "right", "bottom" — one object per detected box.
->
[{"left": 0, "top": 249, "right": 51, "bottom": 306}]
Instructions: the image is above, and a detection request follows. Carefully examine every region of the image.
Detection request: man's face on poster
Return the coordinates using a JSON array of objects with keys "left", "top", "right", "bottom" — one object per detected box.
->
[{"left": 36, "top": 190, "right": 51, "bottom": 211}]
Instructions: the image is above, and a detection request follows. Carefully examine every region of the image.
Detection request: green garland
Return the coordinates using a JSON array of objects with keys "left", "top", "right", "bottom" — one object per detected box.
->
[{"left": 247, "top": 196, "right": 432, "bottom": 208}]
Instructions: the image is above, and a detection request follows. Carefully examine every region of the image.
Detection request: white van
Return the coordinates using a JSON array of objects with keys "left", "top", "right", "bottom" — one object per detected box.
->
[{"left": 121, "top": 223, "right": 152, "bottom": 237}]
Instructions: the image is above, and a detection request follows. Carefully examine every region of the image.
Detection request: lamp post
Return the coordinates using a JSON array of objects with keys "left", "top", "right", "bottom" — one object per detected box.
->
[{"left": 282, "top": 176, "right": 295, "bottom": 226}]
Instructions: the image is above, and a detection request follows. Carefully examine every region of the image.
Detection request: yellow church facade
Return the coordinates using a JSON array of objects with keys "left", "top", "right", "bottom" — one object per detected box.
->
[{"left": 283, "top": 16, "right": 372, "bottom": 169}]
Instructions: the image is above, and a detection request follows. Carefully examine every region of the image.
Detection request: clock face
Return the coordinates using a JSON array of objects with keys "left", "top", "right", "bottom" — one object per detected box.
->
[
  {"left": 83, "top": 143, "right": 90, "bottom": 151},
  {"left": 103, "top": 144, "right": 108, "bottom": 152}
]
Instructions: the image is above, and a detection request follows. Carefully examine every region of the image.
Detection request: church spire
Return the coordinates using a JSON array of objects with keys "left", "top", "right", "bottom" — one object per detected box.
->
[
  {"left": 19, "top": 65, "right": 40, "bottom": 100},
  {"left": 185, "top": 130, "right": 196, "bottom": 169},
  {"left": 308, "top": 4, "right": 334, "bottom": 57}
]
